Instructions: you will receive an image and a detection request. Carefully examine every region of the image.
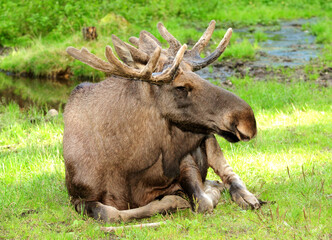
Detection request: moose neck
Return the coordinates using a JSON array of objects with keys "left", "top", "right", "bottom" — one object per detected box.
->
[{"left": 120, "top": 78, "right": 207, "bottom": 178}]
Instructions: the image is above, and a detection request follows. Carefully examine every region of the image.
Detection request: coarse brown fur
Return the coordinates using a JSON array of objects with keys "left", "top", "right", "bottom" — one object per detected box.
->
[{"left": 63, "top": 21, "right": 261, "bottom": 222}]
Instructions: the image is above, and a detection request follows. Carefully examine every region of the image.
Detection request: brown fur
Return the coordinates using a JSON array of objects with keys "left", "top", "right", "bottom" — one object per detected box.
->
[{"left": 63, "top": 21, "right": 261, "bottom": 222}]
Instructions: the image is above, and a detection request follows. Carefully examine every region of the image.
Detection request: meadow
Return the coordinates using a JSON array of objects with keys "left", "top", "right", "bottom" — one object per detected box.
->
[{"left": 0, "top": 0, "right": 331, "bottom": 239}]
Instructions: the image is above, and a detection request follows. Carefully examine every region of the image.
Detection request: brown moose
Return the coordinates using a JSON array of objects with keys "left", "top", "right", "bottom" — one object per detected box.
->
[{"left": 64, "top": 20, "right": 261, "bottom": 223}]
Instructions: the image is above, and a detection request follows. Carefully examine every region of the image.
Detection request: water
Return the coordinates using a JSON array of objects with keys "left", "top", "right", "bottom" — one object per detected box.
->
[
  {"left": 255, "top": 19, "right": 319, "bottom": 67},
  {"left": 196, "top": 18, "right": 320, "bottom": 81},
  {"left": 0, "top": 71, "right": 73, "bottom": 108}
]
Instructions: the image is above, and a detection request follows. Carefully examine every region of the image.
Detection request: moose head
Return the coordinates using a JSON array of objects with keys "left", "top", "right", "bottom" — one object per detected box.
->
[{"left": 67, "top": 20, "right": 256, "bottom": 144}]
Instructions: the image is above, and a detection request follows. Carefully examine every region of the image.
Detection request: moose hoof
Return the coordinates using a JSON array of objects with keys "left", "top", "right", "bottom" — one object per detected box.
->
[
  {"left": 229, "top": 182, "right": 261, "bottom": 210},
  {"left": 194, "top": 193, "right": 214, "bottom": 213}
]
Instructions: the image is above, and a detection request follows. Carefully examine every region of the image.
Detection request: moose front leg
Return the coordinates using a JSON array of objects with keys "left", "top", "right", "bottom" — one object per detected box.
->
[
  {"left": 204, "top": 135, "right": 261, "bottom": 210},
  {"left": 179, "top": 154, "right": 221, "bottom": 213}
]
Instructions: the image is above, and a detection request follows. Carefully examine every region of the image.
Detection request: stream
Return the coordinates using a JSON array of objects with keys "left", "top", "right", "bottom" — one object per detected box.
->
[{"left": 196, "top": 18, "right": 322, "bottom": 81}]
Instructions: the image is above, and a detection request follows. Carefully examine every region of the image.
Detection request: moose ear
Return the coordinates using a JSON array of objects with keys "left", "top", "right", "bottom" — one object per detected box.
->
[{"left": 183, "top": 83, "right": 193, "bottom": 92}]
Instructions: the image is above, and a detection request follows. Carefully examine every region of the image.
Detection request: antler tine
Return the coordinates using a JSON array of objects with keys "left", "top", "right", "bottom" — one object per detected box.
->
[
  {"left": 67, "top": 23, "right": 189, "bottom": 83},
  {"left": 67, "top": 44, "right": 161, "bottom": 81},
  {"left": 106, "top": 44, "right": 162, "bottom": 80},
  {"left": 140, "top": 46, "right": 161, "bottom": 79},
  {"left": 139, "top": 31, "right": 161, "bottom": 55},
  {"left": 129, "top": 37, "right": 139, "bottom": 47},
  {"left": 112, "top": 35, "right": 136, "bottom": 67},
  {"left": 141, "top": 30, "right": 162, "bottom": 46},
  {"left": 187, "top": 28, "right": 232, "bottom": 71},
  {"left": 105, "top": 45, "right": 143, "bottom": 77},
  {"left": 66, "top": 47, "right": 114, "bottom": 73},
  {"left": 123, "top": 41, "right": 150, "bottom": 64},
  {"left": 188, "top": 20, "right": 216, "bottom": 56},
  {"left": 157, "top": 22, "right": 182, "bottom": 56},
  {"left": 151, "top": 44, "right": 187, "bottom": 83},
  {"left": 112, "top": 35, "right": 149, "bottom": 66}
]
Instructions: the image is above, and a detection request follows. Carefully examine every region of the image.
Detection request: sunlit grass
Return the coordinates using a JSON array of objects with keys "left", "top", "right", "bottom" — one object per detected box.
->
[
  {"left": 1, "top": 75, "right": 331, "bottom": 239},
  {"left": 253, "top": 31, "right": 268, "bottom": 42},
  {"left": 222, "top": 39, "right": 257, "bottom": 60},
  {"left": 310, "top": 19, "right": 332, "bottom": 44}
]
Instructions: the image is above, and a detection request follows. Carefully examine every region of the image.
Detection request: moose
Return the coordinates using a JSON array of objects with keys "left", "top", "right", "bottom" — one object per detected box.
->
[{"left": 63, "top": 20, "right": 262, "bottom": 223}]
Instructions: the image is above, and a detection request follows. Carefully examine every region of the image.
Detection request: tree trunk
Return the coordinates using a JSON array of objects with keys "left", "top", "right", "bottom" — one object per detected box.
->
[{"left": 82, "top": 27, "right": 98, "bottom": 41}]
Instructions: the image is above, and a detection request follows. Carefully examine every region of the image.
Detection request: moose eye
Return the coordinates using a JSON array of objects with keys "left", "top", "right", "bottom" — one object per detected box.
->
[
  {"left": 174, "top": 86, "right": 189, "bottom": 98},
  {"left": 176, "top": 86, "right": 187, "bottom": 92}
]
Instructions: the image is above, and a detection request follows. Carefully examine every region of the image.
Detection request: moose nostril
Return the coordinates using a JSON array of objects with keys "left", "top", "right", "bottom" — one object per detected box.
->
[
  {"left": 236, "top": 127, "right": 252, "bottom": 142},
  {"left": 242, "top": 136, "right": 250, "bottom": 142},
  {"left": 239, "top": 132, "right": 250, "bottom": 141}
]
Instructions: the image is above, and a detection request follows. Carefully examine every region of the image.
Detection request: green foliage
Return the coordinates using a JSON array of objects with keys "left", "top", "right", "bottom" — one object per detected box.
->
[
  {"left": 0, "top": 35, "right": 107, "bottom": 79},
  {"left": 0, "top": 0, "right": 101, "bottom": 46},
  {"left": 321, "top": 45, "right": 332, "bottom": 66},
  {"left": 229, "top": 76, "right": 331, "bottom": 112},
  {"left": 1, "top": 0, "right": 331, "bottom": 77},
  {"left": 1, "top": 0, "right": 331, "bottom": 46},
  {"left": 302, "top": 18, "right": 332, "bottom": 66}
]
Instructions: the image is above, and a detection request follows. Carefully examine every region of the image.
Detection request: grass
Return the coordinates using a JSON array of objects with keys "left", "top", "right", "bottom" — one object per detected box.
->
[
  {"left": 222, "top": 39, "right": 257, "bottom": 60},
  {"left": 1, "top": 74, "right": 331, "bottom": 239},
  {"left": 0, "top": 0, "right": 331, "bottom": 78},
  {"left": 253, "top": 31, "right": 268, "bottom": 42},
  {"left": 308, "top": 19, "right": 332, "bottom": 44},
  {"left": 0, "top": 36, "right": 107, "bottom": 79}
]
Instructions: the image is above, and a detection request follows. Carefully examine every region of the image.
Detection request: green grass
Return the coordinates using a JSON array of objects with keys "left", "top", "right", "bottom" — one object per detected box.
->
[
  {"left": 1, "top": 75, "right": 331, "bottom": 239},
  {"left": 222, "top": 39, "right": 257, "bottom": 60},
  {"left": 310, "top": 19, "right": 332, "bottom": 44},
  {"left": 0, "top": 0, "right": 331, "bottom": 78},
  {"left": 253, "top": 31, "right": 268, "bottom": 42},
  {"left": 0, "top": 36, "right": 106, "bottom": 79}
]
